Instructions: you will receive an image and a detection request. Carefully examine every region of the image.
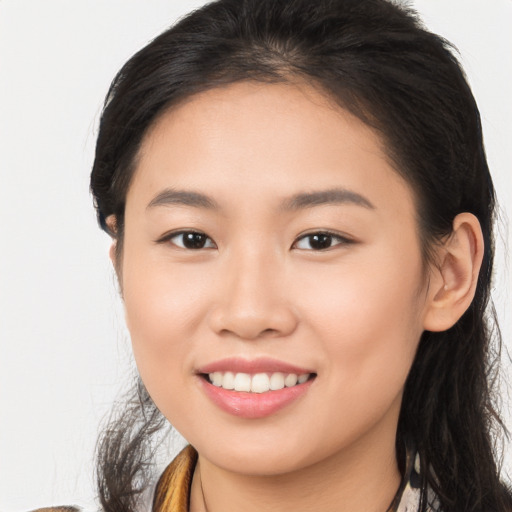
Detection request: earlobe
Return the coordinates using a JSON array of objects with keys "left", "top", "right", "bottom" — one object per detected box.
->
[
  {"left": 423, "top": 213, "right": 484, "bottom": 332},
  {"left": 109, "top": 240, "right": 117, "bottom": 265},
  {"left": 105, "top": 214, "right": 119, "bottom": 267}
]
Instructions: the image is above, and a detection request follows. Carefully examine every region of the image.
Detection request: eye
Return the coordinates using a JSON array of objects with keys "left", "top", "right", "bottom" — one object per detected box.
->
[
  {"left": 167, "top": 231, "right": 216, "bottom": 250},
  {"left": 293, "top": 231, "right": 352, "bottom": 251}
]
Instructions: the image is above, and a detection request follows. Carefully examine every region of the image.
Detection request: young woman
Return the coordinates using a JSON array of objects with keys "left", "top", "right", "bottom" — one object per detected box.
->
[{"left": 35, "top": 0, "right": 511, "bottom": 510}]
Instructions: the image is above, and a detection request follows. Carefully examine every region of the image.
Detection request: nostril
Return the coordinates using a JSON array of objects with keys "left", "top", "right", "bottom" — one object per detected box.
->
[{"left": 208, "top": 301, "right": 299, "bottom": 340}]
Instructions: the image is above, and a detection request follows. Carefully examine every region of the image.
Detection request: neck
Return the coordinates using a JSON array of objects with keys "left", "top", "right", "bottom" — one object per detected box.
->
[{"left": 190, "top": 420, "right": 401, "bottom": 512}]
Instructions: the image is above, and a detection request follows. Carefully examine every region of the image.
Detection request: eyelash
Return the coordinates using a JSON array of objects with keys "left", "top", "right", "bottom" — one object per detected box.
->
[
  {"left": 156, "top": 230, "right": 354, "bottom": 251},
  {"left": 293, "top": 230, "right": 354, "bottom": 251},
  {"left": 158, "top": 230, "right": 217, "bottom": 250}
]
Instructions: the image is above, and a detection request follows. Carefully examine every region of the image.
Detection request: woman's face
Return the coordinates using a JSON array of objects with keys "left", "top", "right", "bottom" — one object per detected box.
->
[{"left": 120, "top": 81, "right": 433, "bottom": 475}]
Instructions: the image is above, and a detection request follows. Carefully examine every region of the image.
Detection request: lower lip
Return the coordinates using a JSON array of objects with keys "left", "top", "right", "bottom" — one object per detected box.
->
[{"left": 198, "top": 377, "right": 314, "bottom": 419}]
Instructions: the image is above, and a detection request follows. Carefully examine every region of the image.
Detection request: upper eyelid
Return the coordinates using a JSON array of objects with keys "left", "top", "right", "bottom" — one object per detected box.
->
[
  {"left": 292, "top": 230, "right": 355, "bottom": 251},
  {"left": 155, "top": 229, "right": 214, "bottom": 244},
  {"left": 154, "top": 229, "right": 353, "bottom": 246},
  {"left": 294, "top": 230, "right": 353, "bottom": 242}
]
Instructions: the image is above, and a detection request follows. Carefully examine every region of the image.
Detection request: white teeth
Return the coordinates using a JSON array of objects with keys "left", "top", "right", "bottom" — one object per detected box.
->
[
  {"left": 222, "top": 371, "right": 235, "bottom": 390},
  {"left": 234, "top": 372, "right": 251, "bottom": 392},
  {"left": 298, "top": 373, "right": 309, "bottom": 384},
  {"left": 251, "top": 373, "right": 270, "bottom": 393},
  {"left": 269, "top": 372, "right": 285, "bottom": 390},
  {"left": 284, "top": 373, "right": 298, "bottom": 387},
  {"left": 210, "top": 372, "right": 223, "bottom": 387},
  {"left": 207, "top": 371, "right": 312, "bottom": 392}
]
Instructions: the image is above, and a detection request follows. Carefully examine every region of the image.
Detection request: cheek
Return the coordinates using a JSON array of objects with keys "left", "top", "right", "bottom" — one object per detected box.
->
[
  {"left": 120, "top": 245, "right": 211, "bottom": 393},
  {"left": 297, "top": 247, "right": 425, "bottom": 396}
]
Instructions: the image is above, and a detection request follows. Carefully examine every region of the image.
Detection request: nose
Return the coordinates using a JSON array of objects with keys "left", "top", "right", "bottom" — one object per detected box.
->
[{"left": 207, "top": 250, "right": 299, "bottom": 340}]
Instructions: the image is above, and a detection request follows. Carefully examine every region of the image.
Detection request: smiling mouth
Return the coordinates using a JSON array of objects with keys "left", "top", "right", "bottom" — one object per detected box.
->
[{"left": 203, "top": 371, "right": 316, "bottom": 393}]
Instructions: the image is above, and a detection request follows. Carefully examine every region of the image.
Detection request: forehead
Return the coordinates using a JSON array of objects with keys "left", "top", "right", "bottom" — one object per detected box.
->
[{"left": 129, "top": 80, "right": 414, "bottom": 217}]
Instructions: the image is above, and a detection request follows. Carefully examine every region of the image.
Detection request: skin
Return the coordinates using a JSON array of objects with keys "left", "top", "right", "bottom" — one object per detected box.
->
[{"left": 113, "top": 81, "right": 483, "bottom": 512}]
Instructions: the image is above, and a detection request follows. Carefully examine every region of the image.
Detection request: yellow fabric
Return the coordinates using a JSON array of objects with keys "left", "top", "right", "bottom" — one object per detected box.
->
[{"left": 153, "top": 445, "right": 198, "bottom": 512}]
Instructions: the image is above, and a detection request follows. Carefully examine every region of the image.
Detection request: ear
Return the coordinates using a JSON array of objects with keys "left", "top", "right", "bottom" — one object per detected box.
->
[{"left": 423, "top": 213, "right": 484, "bottom": 332}]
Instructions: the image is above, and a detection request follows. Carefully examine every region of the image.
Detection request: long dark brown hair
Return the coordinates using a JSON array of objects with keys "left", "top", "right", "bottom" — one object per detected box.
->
[{"left": 90, "top": 0, "right": 512, "bottom": 510}]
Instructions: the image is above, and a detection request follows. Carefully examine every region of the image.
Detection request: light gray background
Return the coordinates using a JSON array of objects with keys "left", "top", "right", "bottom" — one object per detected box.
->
[{"left": 0, "top": 1, "right": 510, "bottom": 510}]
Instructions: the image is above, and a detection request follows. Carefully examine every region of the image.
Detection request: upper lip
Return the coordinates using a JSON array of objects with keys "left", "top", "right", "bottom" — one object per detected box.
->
[{"left": 196, "top": 357, "right": 315, "bottom": 375}]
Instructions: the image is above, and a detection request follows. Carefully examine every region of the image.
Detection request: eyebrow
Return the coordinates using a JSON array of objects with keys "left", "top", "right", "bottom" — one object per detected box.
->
[
  {"left": 147, "top": 189, "right": 219, "bottom": 210},
  {"left": 146, "top": 186, "right": 374, "bottom": 212},
  {"left": 281, "top": 188, "right": 375, "bottom": 211}
]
